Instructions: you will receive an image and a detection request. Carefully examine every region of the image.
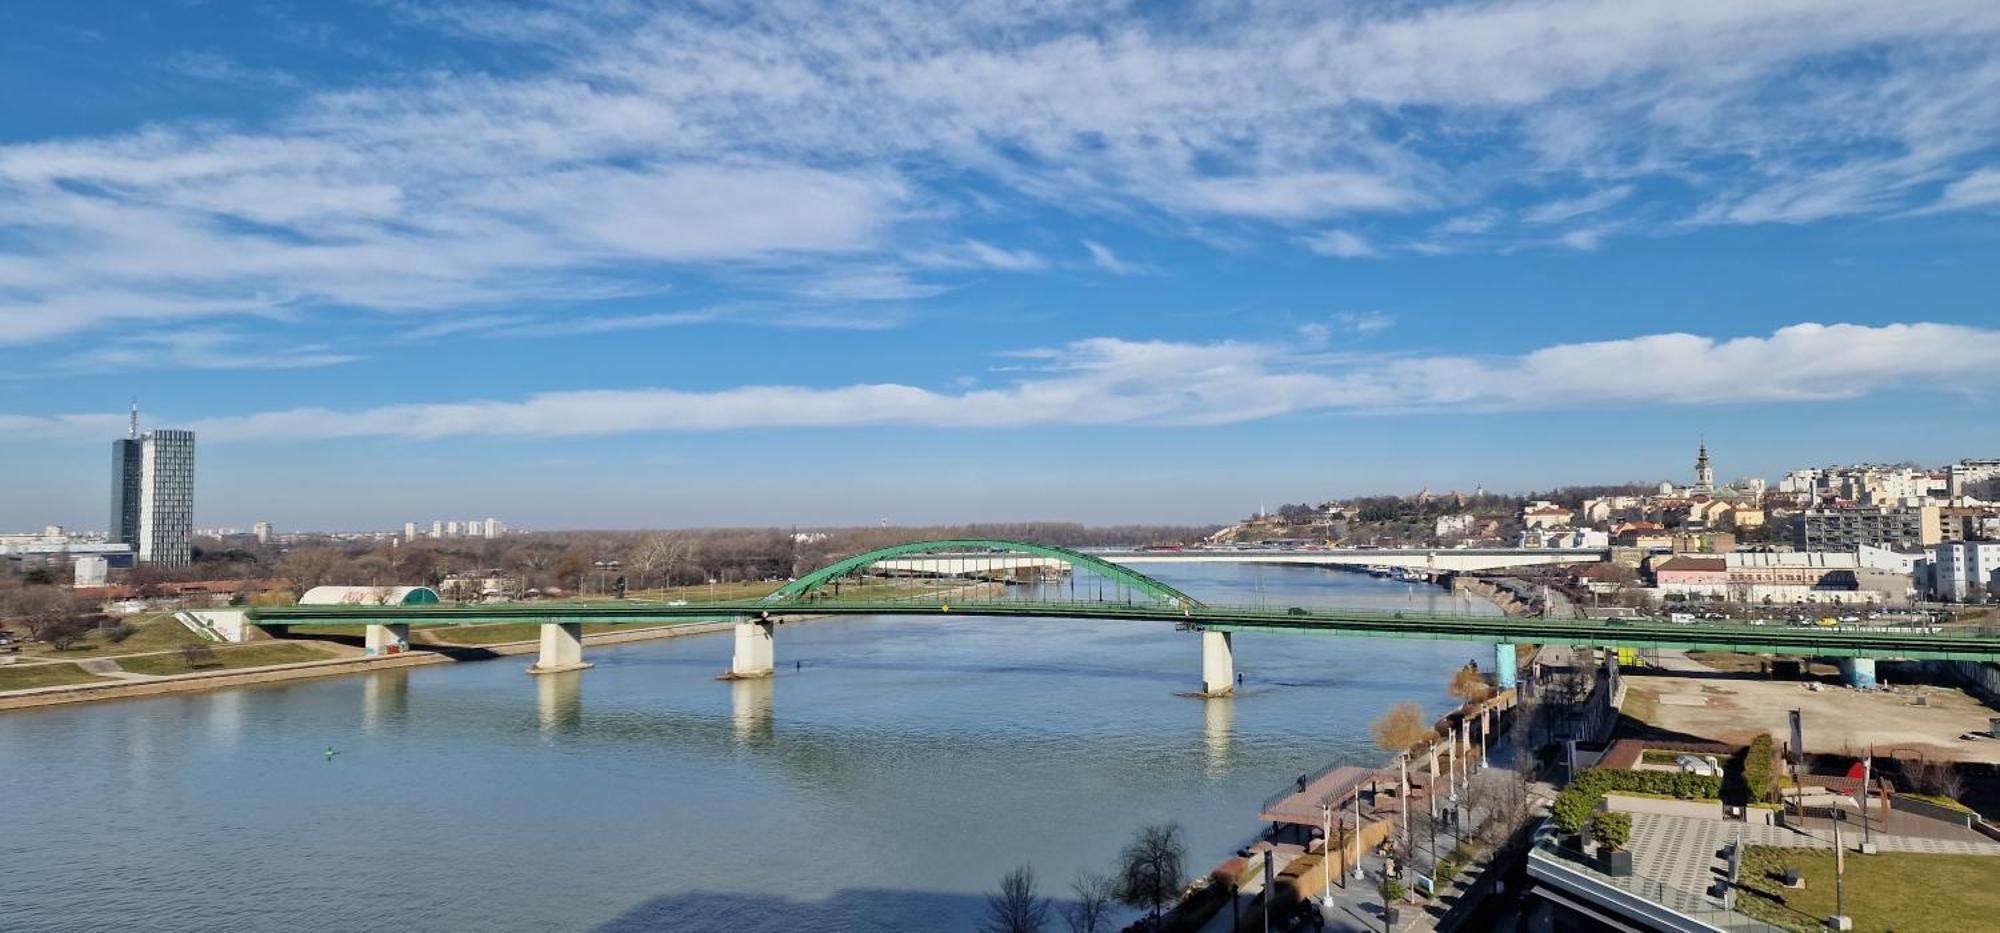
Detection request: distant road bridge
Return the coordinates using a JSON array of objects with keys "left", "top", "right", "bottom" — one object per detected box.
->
[
  {"left": 876, "top": 547, "right": 1608, "bottom": 578},
  {"left": 236, "top": 539, "right": 2000, "bottom": 695}
]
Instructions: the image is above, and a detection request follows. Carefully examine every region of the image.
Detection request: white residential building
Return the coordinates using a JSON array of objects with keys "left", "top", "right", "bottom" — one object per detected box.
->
[{"left": 1930, "top": 541, "right": 2000, "bottom": 602}]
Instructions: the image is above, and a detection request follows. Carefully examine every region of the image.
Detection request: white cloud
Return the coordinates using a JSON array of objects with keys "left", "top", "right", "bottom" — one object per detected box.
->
[
  {"left": 1559, "top": 228, "right": 1607, "bottom": 251},
  {"left": 1334, "top": 311, "right": 1395, "bottom": 336},
  {"left": 907, "top": 239, "right": 1047, "bottom": 271},
  {"left": 1303, "top": 230, "right": 1378, "bottom": 259},
  {"left": 1522, "top": 186, "right": 1634, "bottom": 224},
  {"left": 2, "top": 0, "right": 1998, "bottom": 343},
  {"left": 1925, "top": 168, "right": 2000, "bottom": 213},
  {"left": 1082, "top": 240, "right": 1148, "bottom": 275},
  {"left": 10, "top": 321, "right": 1990, "bottom": 440},
  {"left": 58, "top": 329, "right": 357, "bottom": 373}
]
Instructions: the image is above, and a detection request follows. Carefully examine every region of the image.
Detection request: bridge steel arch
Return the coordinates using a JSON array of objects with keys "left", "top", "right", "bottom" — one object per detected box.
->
[{"left": 765, "top": 539, "right": 1205, "bottom": 611}]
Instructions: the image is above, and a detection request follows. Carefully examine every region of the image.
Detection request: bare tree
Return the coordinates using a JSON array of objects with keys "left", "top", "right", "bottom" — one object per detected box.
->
[
  {"left": 1448, "top": 665, "right": 1493, "bottom": 704},
  {"left": 1465, "top": 766, "right": 1531, "bottom": 848},
  {"left": 984, "top": 864, "right": 1049, "bottom": 933},
  {"left": 1115, "top": 822, "right": 1187, "bottom": 924},
  {"left": 278, "top": 547, "right": 356, "bottom": 591},
  {"left": 179, "top": 643, "right": 218, "bottom": 668},
  {"left": 1922, "top": 762, "right": 1965, "bottom": 802},
  {"left": 1372, "top": 702, "right": 1434, "bottom": 753},
  {"left": 1063, "top": 871, "right": 1116, "bottom": 933}
]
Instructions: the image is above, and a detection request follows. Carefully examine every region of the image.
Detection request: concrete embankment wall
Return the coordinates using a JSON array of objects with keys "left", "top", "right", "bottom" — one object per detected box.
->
[
  {"left": 0, "top": 652, "right": 451, "bottom": 712},
  {"left": 1453, "top": 576, "right": 1532, "bottom": 616}
]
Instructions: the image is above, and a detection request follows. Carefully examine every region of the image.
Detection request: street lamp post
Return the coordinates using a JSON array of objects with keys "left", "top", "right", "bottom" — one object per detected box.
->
[
  {"left": 1399, "top": 753, "right": 1411, "bottom": 856},
  {"left": 1352, "top": 785, "right": 1365, "bottom": 881},
  {"left": 1322, "top": 801, "right": 1334, "bottom": 905}
]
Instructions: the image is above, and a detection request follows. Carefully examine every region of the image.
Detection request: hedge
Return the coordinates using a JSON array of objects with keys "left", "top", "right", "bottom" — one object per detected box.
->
[{"left": 1555, "top": 768, "right": 1725, "bottom": 835}]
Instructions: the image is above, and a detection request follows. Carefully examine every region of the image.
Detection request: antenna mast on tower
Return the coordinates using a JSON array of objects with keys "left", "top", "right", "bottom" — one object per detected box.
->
[{"left": 129, "top": 399, "right": 140, "bottom": 440}]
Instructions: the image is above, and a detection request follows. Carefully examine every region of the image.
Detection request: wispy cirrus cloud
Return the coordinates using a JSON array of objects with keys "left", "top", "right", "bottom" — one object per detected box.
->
[
  {"left": 3, "top": 0, "right": 1999, "bottom": 347},
  {"left": 8, "top": 322, "right": 1992, "bottom": 440}
]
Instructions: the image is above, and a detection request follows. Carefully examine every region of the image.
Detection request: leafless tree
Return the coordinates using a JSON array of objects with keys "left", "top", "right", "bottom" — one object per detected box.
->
[
  {"left": 1063, "top": 871, "right": 1116, "bottom": 933},
  {"left": 1466, "top": 766, "right": 1532, "bottom": 848},
  {"left": 278, "top": 547, "right": 356, "bottom": 591},
  {"left": 1115, "top": 822, "right": 1187, "bottom": 924},
  {"left": 179, "top": 643, "right": 218, "bottom": 668},
  {"left": 1373, "top": 702, "right": 1434, "bottom": 752},
  {"left": 1448, "top": 665, "right": 1493, "bottom": 704},
  {"left": 1922, "top": 762, "right": 1965, "bottom": 801},
  {"left": 984, "top": 864, "right": 1049, "bottom": 933}
]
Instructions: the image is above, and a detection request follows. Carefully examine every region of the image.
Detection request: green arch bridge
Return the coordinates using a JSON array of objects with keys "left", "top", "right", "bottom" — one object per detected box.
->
[{"left": 244, "top": 538, "right": 2000, "bottom": 694}]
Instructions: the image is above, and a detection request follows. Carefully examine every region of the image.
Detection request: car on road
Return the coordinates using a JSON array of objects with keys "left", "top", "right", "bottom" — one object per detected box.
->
[{"left": 1287, "top": 607, "right": 1309, "bottom": 616}]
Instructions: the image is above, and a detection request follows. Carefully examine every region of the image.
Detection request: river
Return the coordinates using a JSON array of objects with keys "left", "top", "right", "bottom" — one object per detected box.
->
[{"left": 0, "top": 563, "right": 1496, "bottom": 932}]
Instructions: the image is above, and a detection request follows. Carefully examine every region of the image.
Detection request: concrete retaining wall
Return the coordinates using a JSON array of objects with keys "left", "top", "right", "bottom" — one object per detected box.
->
[{"left": 1603, "top": 794, "right": 1780, "bottom": 826}]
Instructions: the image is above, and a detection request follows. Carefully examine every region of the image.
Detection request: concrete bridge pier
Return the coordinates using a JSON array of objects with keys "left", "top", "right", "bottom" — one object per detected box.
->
[
  {"left": 1198, "top": 630, "right": 1235, "bottom": 697},
  {"left": 724, "top": 619, "right": 776, "bottom": 679},
  {"left": 364, "top": 623, "right": 410, "bottom": 656},
  {"left": 528, "top": 622, "right": 593, "bottom": 675},
  {"left": 1839, "top": 656, "right": 1878, "bottom": 689},
  {"left": 1493, "top": 643, "right": 1517, "bottom": 689}
]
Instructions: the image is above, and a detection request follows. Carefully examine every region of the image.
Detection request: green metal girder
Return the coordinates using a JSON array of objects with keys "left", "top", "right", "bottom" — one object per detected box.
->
[
  {"left": 762, "top": 538, "right": 1204, "bottom": 610},
  {"left": 242, "top": 599, "right": 2000, "bottom": 662}
]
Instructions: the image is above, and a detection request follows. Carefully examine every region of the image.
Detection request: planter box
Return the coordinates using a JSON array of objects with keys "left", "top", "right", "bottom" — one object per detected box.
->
[{"left": 1599, "top": 848, "right": 1633, "bottom": 876}]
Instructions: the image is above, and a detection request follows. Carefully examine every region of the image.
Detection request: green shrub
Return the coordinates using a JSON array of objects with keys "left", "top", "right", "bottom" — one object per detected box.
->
[
  {"left": 1591, "top": 811, "right": 1632, "bottom": 850},
  {"left": 1570, "top": 767, "right": 1721, "bottom": 801},
  {"left": 1552, "top": 786, "right": 1598, "bottom": 835},
  {"left": 1740, "top": 734, "right": 1776, "bottom": 805},
  {"left": 1378, "top": 878, "right": 1405, "bottom": 903}
]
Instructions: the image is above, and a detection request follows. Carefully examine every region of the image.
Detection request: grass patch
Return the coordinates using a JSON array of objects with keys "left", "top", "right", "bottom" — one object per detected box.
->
[
  {"left": 1900, "top": 793, "right": 1975, "bottom": 813},
  {"left": 1737, "top": 846, "right": 2000, "bottom": 933},
  {"left": 1620, "top": 686, "right": 1660, "bottom": 723},
  {"left": 117, "top": 642, "right": 332, "bottom": 676},
  {"left": 0, "top": 662, "right": 112, "bottom": 691},
  {"left": 18, "top": 615, "right": 208, "bottom": 658},
  {"left": 1640, "top": 749, "right": 1702, "bottom": 765}
]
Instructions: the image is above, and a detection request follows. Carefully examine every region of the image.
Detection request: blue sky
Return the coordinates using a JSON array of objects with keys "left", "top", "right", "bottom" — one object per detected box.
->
[{"left": 3, "top": 0, "right": 1998, "bottom": 531}]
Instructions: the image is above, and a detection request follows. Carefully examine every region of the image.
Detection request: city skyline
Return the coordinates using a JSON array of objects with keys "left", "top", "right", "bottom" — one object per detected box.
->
[{"left": 2, "top": 0, "right": 1998, "bottom": 527}]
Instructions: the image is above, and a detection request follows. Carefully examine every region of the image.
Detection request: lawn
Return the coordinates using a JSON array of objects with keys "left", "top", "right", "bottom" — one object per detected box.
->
[
  {"left": 0, "top": 662, "right": 111, "bottom": 691},
  {"left": 19, "top": 615, "right": 209, "bottom": 658},
  {"left": 117, "top": 642, "right": 333, "bottom": 676},
  {"left": 1736, "top": 846, "right": 2000, "bottom": 933}
]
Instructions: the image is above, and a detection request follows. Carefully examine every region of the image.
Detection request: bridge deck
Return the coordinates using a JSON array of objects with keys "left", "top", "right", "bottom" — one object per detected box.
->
[{"left": 245, "top": 599, "right": 2000, "bottom": 662}]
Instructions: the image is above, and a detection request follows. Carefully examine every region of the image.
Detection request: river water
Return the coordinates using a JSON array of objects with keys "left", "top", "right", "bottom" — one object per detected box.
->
[{"left": 0, "top": 564, "right": 1495, "bottom": 932}]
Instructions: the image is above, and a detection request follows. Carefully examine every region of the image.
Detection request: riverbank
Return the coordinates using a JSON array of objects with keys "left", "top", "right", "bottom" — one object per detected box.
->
[{"left": 0, "top": 621, "right": 736, "bottom": 713}]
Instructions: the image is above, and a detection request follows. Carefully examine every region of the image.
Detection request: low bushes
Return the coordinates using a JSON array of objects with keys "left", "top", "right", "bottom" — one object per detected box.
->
[
  {"left": 1591, "top": 811, "right": 1632, "bottom": 850},
  {"left": 1555, "top": 767, "right": 1724, "bottom": 835},
  {"left": 1573, "top": 767, "right": 1721, "bottom": 800}
]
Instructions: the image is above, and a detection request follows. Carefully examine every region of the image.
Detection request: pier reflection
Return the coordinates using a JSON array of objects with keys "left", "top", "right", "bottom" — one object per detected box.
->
[
  {"left": 731, "top": 676, "right": 774, "bottom": 747},
  {"left": 361, "top": 670, "right": 410, "bottom": 731},
  {"left": 536, "top": 670, "right": 584, "bottom": 735},
  {"left": 1202, "top": 694, "right": 1235, "bottom": 774}
]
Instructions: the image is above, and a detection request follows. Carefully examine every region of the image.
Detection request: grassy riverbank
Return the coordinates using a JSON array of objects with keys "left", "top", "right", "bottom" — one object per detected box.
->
[
  {"left": 0, "top": 662, "right": 112, "bottom": 691},
  {"left": 118, "top": 642, "right": 334, "bottom": 676},
  {"left": 16, "top": 615, "right": 209, "bottom": 658}
]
